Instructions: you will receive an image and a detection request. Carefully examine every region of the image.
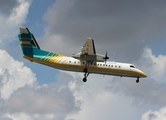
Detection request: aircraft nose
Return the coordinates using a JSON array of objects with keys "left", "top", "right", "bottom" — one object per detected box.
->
[{"left": 140, "top": 71, "right": 147, "bottom": 78}]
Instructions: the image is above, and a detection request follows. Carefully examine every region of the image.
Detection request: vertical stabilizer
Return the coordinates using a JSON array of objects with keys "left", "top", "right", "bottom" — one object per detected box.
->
[
  {"left": 19, "top": 27, "right": 53, "bottom": 61},
  {"left": 19, "top": 28, "right": 41, "bottom": 57}
]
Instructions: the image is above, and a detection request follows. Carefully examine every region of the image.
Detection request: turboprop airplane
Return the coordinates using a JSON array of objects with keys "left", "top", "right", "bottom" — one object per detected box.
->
[{"left": 18, "top": 28, "right": 147, "bottom": 83}]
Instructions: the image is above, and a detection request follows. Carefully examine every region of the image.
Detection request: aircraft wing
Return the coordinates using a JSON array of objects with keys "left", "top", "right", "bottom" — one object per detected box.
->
[
  {"left": 72, "top": 38, "right": 107, "bottom": 62},
  {"left": 81, "top": 38, "right": 96, "bottom": 55}
]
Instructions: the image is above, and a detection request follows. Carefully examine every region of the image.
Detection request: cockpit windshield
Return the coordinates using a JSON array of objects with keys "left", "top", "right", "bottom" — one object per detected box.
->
[{"left": 130, "top": 65, "right": 135, "bottom": 68}]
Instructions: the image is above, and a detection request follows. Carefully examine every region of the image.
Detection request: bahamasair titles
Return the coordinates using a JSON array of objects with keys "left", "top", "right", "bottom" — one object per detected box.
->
[{"left": 19, "top": 28, "right": 147, "bottom": 83}]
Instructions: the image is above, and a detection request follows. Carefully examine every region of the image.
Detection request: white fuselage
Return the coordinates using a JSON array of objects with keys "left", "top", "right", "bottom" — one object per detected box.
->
[{"left": 48, "top": 56, "right": 147, "bottom": 78}]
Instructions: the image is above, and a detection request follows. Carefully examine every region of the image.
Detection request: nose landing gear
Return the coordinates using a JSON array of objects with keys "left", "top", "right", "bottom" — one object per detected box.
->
[{"left": 136, "top": 77, "right": 139, "bottom": 83}]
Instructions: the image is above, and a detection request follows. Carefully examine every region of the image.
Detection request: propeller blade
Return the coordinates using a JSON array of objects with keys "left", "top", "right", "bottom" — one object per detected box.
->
[
  {"left": 105, "top": 51, "right": 109, "bottom": 60},
  {"left": 103, "top": 51, "right": 109, "bottom": 63}
]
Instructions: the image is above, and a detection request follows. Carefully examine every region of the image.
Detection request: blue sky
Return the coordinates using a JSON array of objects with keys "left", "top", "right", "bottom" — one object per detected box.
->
[
  {"left": 1, "top": 0, "right": 166, "bottom": 120},
  {"left": 25, "top": 0, "right": 55, "bottom": 37}
]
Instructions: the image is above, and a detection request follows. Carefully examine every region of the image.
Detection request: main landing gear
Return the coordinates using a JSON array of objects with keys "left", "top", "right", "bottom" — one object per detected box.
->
[
  {"left": 83, "top": 68, "right": 89, "bottom": 82},
  {"left": 82, "top": 61, "right": 93, "bottom": 82},
  {"left": 136, "top": 77, "right": 139, "bottom": 83}
]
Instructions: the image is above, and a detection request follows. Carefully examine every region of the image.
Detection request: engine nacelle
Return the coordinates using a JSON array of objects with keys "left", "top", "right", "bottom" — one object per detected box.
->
[{"left": 72, "top": 52, "right": 105, "bottom": 62}]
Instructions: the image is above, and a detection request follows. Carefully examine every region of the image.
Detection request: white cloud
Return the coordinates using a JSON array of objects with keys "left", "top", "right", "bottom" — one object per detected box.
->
[
  {"left": 3, "top": 112, "right": 67, "bottom": 120},
  {"left": 63, "top": 47, "right": 166, "bottom": 120},
  {"left": 0, "top": 0, "right": 79, "bottom": 119},
  {"left": 0, "top": 0, "right": 32, "bottom": 46},
  {"left": 5, "top": 84, "right": 77, "bottom": 114},
  {"left": 0, "top": 50, "right": 36, "bottom": 100},
  {"left": 0, "top": 50, "right": 79, "bottom": 120},
  {"left": 112, "top": 47, "right": 166, "bottom": 106},
  {"left": 39, "top": 34, "right": 78, "bottom": 56},
  {"left": 8, "top": 0, "right": 32, "bottom": 28},
  {"left": 42, "top": 0, "right": 166, "bottom": 62},
  {"left": 141, "top": 107, "right": 166, "bottom": 120},
  {"left": 139, "top": 48, "right": 166, "bottom": 81},
  {"left": 4, "top": 113, "right": 32, "bottom": 120},
  {"left": 65, "top": 74, "right": 144, "bottom": 120}
]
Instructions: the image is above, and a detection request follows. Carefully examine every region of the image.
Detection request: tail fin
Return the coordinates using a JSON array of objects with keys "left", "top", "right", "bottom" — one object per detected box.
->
[
  {"left": 19, "top": 27, "right": 60, "bottom": 63},
  {"left": 18, "top": 27, "right": 54, "bottom": 61},
  {"left": 18, "top": 28, "right": 41, "bottom": 58}
]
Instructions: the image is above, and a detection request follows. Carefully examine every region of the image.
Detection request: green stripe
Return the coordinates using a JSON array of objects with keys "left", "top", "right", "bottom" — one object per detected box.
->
[{"left": 46, "top": 53, "right": 56, "bottom": 61}]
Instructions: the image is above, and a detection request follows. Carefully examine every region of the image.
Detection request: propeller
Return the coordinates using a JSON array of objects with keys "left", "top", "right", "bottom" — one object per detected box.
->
[{"left": 103, "top": 51, "right": 109, "bottom": 63}]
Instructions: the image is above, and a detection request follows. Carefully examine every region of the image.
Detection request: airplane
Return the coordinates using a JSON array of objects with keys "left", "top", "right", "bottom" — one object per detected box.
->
[{"left": 18, "top": 28, "right": 147, "bottom": 83}]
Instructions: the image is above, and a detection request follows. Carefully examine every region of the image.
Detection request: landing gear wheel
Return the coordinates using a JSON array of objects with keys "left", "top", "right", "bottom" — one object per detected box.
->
[
  {"left": 83, "top": 68, "right": 88, "bottom": 73},
  {"left": 83, "top": 77, "right": 87, "bottom": 82},
  {"left": 136, "top": 77, "right": 139, "bottom": 83}
]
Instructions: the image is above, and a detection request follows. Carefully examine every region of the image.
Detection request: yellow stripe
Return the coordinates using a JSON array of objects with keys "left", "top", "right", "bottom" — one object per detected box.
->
[
  {"left": 49, "top": 55, "right": 63, "bottom": 63},
  {"left": 20, "top": 41, "right": 31, "bottom": 44},
  {"left": 51, "top": 57, "right": 59, "bottom": 63},
  {"left": 56, "top": 56, "right": 66, "bottom": 63},
  {"left": 47, "top": 53, "right": 55, "bottom": 61},
  {"left": 57, "top": 56, "right": 66, "bottom": 63},
  {"left": 62, "top": 57, "right": 70, "bottom": 64},
  {"left": 56, "top": 58, "right": 61, "bottom": 63}
]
